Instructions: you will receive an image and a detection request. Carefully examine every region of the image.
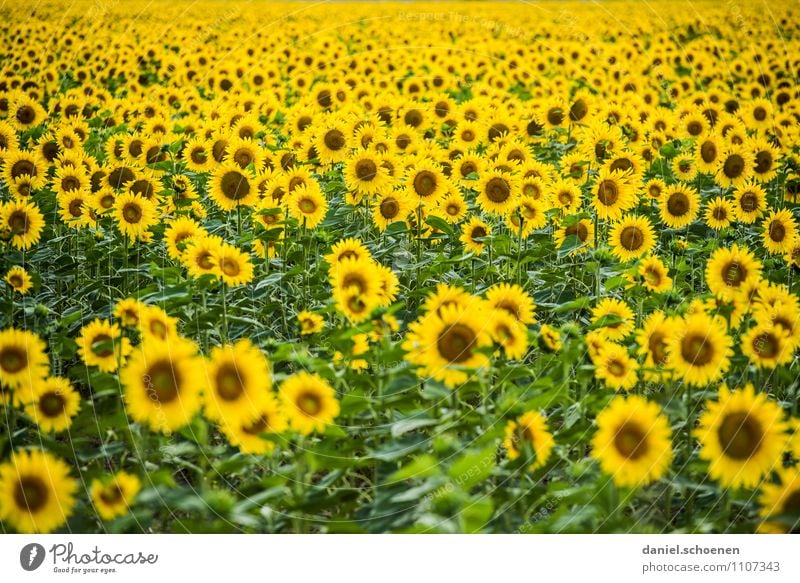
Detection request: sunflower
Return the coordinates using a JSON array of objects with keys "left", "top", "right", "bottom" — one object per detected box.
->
[
  {"left": 406, "top": 160, "right": 448, "bottom": 206},
  {"left": 659, "top": 184, "right": 699, "bottom": 229},
  {"left": 732, "top": 181, "right": 767, "bottom": 224},
  {"left": 608, "top": 215, "right": 655, "bottom": 262},
  {"left": 695, "top": 384, "right": 787, "bottom": 489},
  {"left": 372, "top": 190, "right": 411, "bottom": 231},
  {"left": 590, "top": 298, "right": 635, "bottom": 341},
  {"left": 344, "top": 151, "right": 389, "bottom": 195},
  {"left": 203, "top": 338, "right": 272, "bottom": 423},
  {"left": 113, "top": 192, "right": 157, "bottom": 241},
  {"left": 213, "top": 244, "right": 254, "bottom": 287},
  {"left": 476, "top": 170, "right": 518, "bottom": 215},
  {"left": 183, "top": 137, "right": 213, "bottom": 172},
  {"left": 667, "top": 313, "right": 732, "bottom": 387},
  {"left": 0, "top": 449, "right": 77, "bottom": 533},
  {"left": 114, "top": 298, "right": 146, "bottom": 328},
  {"left": 219, "top": 392, "right": 287, "bottom": 454},
  {"left": 716, "top": 145, "right": 753, "bottom": 189},
  {"left": 57, "top": 190, "right": 95, "bottom": 229},
  {"left": 591, "top": 169, "right": 635, "bottom": 221},
  {"left": 288, "top": 182, "right": 328, "bottom": 229},
  {"left": 334, "top": 286, "right": 380, "bottom": 323},
  {"left": 750, "top": 137, "right": 780, "bottom": 183},
  {"left": 554, "top": 218, "right": 594, "bottom": 255},
  {"left": 635, "top": 311, "right": 678, "bottom": 382},
  {"left": 298, "top": 310, "right": 324, "bottom": 335},
  {"left": 164, "top": 217, "right": 204, "bottom": 261},
  {"left": 279, "top": 372, "right": 340, "bottom": 435},
  {"left": 644, "top": 178, "right": 666, "bottom": 201},
  {"left": 1, "top": 200, "right": 45, "bottom": 249},
  {"left": 705, "top": 244, "right": 762, "bottom": 301},
  {"left": 0, "top": 328, "right": 48, "bottom": 395},
  {"left": 538, "top": 324, "right": 562, "bottom": 352},
  {"left": 182, "top": 235, "right": 223, "bottom": 279},
  {"left": 10, "top": 96, "right": 46, "bottom": 131},
  {"left": 23, "top": 376, "right": 80, "bottom": 433},
  {"left": 503, "top": 411, "right": 554, "bottom": 470},
  {"left": 209, "top": 163, "right": 257, "bottom": 211},
  {"left": 594, "top": 342, "right": 639, "bottom": 391},
  {"left": 402, "top": 303, "right": 493, "bottom": 388},
  {"left": 704, "top": 196, "right": 734, "bottom": 230},
  {"left": 741, "top": 323, "right": 795, "bottom": 369},
  {"left": 314, "top": 121, "right": 350, "bottom": 164},
  {"left": 121, "top": 336, "right": 203, "bottom": 433},
  {"left": 329, "top": 255, "right": 382, "bottom": 299},
  {"left": 422, "top": 283, "right": 477, "bottom": 316},
  {"left": 591, "top": 396, "right": 673, "bottom": 488},
  {"left": 550, "top": 179, "right": 582, "bottom": 215},
  {"left": 511, "top": 195, "right": 548, "bottom": 236},
  {"left": 137, "top": 305, "right": 179, "bottom": 342},
  {"left": 488, "top": 310, "right": 528, "bottom": 360},
  {"left": 324, "top": 238, "right": 370, "bottom": 267},
  {"left": 638, "top": 256, "right": 672, "bottom": 293},
  {"left": 4, "top": 266, "right": 32, "bottom": 295},
  {"left": 460, "top": 216, "right": 491, "bottom": 254},
  {"left": 76, "top": 319, "right": 131, "bottom": 373},
  {"left": 90, "top": 471, "right": 141, "bottom": 521},
  {"left": 439, "top": 190, "right": 468, "bottom": 223},
  {"left": 761, "top": 209, "right": 797, "bottom": 255},
  {"left": 758, "top": 468, "right": 800, "bottom": 534},
  {"left": 694, "top": 133, "right": 722, "bottom": 173},
  {"left": 485, "top": 283, "right": 536, "bottom": 325},
  {"left": 2, "top": 149, "right": 46, "bottom": 188}
]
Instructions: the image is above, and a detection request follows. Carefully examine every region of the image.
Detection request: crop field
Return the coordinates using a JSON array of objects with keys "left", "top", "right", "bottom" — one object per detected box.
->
[{"left": 0, "top": 0, "right": 799, "bottom": 534}]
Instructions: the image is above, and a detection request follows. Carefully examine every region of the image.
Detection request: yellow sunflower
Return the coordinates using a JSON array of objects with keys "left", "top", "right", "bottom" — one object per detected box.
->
[
  {"left": 298, "top": 311, "right": 324, "bottom": 335},
  {"left": 1, "top": 200, "right": 45, "bottom": 249},
  {"left": 705, "top": 244, "right": 762, "bottom": 301},
  {"left": 591, "top": 169, "right": 635, "bottom": 221},
  {"left": 503, "top": 411, "right": 554, "bottom": 470},
  {"left": 593, "top": 343, "right": 638, "bottom": 390},
  {"left": 288, "top": 182, "right": 328, "bottom": 229},
  {"left": 0, "top": 449, "right": 77, "bottom": 533},
  {"left": 732, "top": 181, "right": 767, "bottom": 224},
  {"left": 590, "top": 298, "right": 635, "bottom": 341},
  {"left": 485, "top": 283, "right": 536, "bottom": 325},
  {"left": 90, "top": 471, "right": 141, "bottom": 521},
  {"left": 0, "top": 327, "right": 49, "bottom": 394},
  {"left": 476, "top": 170, "right": 518, "bottom": 215},
  {"left": 695, "top": 384, "right": 787, "bottom": 489},
  {"left": 488, "top": 310, "right": 528, "bottom": 360},
  {"left": 23, "top": 376, "right": 81, "bottom": 433},
  {"left": 638, "top": 256, "right": 672, "bottom": 293},
  {"left": 609, "top": 214, "right": 655, "bottom": 261},
  {"left": 591, "top": 396, "right": 673, "bottom": 488},
  {"left": 76, "top": 318, "right": 131, "bottom": 373},
  {"left": 667, "top": 312, "right": 732, "bottom": 387},
  {"left": 761, "top": 209, "right": 797, "bottom": 255},
  {"left": 459, "top": 216, "right": 491, "bottom": 254},
  {"left": 209, "top": 162, "right": 257, "bottom": 210},
  {"left": 4, "top": 266, "right": 33, "bottom": 295},
  {"left": 741, "top": 323, "right": 795, "bottom": 369},
  {"left": 203, "top": 338, "right": 272, "bottom": 423},
  {"left": 113, "top": 192, "right": 158, "bottom": 241},
  {"left": 757, "top": 468, "right": 800, "bottom": 534},
  {"left": 213, "top": 244, "right": 254, "bottom": 287},
  {"left": 659, "top": 184, "right": 699, "bottom": 229},
  {"left": 120, "top": 337, "right": 203, "bottom": 433},
  {"left": 279, "top": 372, "right": 340, "bottom": 435},
  {"left": 219, "top": 392, "right": 287, "bottom": 454},
  {"left": 635, "top": 311, "right": 678, "bottom": 382}
]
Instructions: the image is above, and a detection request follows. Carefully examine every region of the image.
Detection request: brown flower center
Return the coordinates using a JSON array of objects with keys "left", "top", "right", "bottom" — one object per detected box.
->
[
  {"left": 613, "top": 422, "right": 649, "bottom": 460},
  {"left": 437, "top": 323, "right": 476, "bottom": 363},
  {"left": 14, "top": 476, "right": 48, "bottom": 512},
  {"left": 717, "top": 412, "right": 762, "bottom": 460},
  {"left": 216, "top": 363, "right": 244, "bottom": 401},
  {"left": 220, "top": 171, "right": 250, "bottom": 201}
]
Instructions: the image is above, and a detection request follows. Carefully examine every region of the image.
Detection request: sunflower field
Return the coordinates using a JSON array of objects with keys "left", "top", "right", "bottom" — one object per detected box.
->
[{"left": 0, "top": 0, "right": 799, "bottom": 535}]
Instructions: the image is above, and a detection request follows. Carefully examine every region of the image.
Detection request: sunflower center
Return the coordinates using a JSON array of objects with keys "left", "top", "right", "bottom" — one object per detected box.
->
[
  {"left": 755, "top": 151, "right": 772, "bottom": 174},
  {"left": 717, "top": 412, "right": 762, "bottom": 460},
  {"left": 68, "top": 198, "right": 83, "bottom": 217},
  {"left": 768, "top": 220, "right": 786, "bottom": 242},
  {"left": 16, "top": 105, "right": 36, "bottom": 125},
  {"left": 648, "top": 332, "right": 668, "bottom": 365},
  {"left": 437, "top": 323, "right": 476, "bottom": 363},
  {"left": 323, "top": 129, "right": 345, "bottom": 151},
  {"left": 700, "top": 141, "right": 717, "bottom": 163},
  {"left": 99, "top": 484, "right": 124, "bottom": 505},
  {"left": 680, "top": 333, "right": 714, "bottom": 366},
  {"left": 687, "top": 121, "right": 703, "bottom": 136},
  {"left": 619, "top": 226, "right": 644, "bottom": 251},
  {"left": 12, "top": 160, "right": 35, "bottom": 179},
  {"left": 723, "top": 154, "right": 744, "bottom": 179},
  {"left": 243, "top": 415, "right": 270, "bottom": 435},
  {"left": 752, "top": 332, "right": 779, "bottom": 358},
  {"left": 216, "top": 363, "right": 244, "bottom": 401},
  {"left": 355, "top": 159, "right": 377, "bottom": 181},
  {"left": 108, "top": 167, "right": 135, "bottom": 189},
  {"left": 471, "top": 226, "right": 487, "bottom": 239},
  {"left": 488, "top": 123, "right": 509, "bottom": 141},
  {"left": 9, "top": 274, "right": 23, "bottom": 288},
  {"left": 607, "top": 359, "right": 626, "bottom": 377},
  {"left": 122, "top": 203, "right": 142, "bottom": 224},
  {"left": 8, "top": 210, "right": 29, "bottom": 233},
  {"left": 190, "top": 148, "right": 207, "bottom": 164},
  {"left": 219, "top": 257, "right": 241, "bottom": 277},
  {"left": 570, "top": 99, "right": 588, "bottom": 121},
  {"left": 413, "top": 171, "right": 437, "bottom": 197},
  {"left": 197, "top": 251, "right": 214, "bottom": 270},
  {"left": 62, "top": 176, "right": 80, "bottom": 192},
  {"left": 0, "top": 346, "right": 27, "bottom": 373},
  {"left": 667, "top": 192, "right": 689, "bottom": 216},
  {"left": 712, "top": 206, "right": 727, "bottom": 221},
  {"left": 220, "top": 171, "right": 250, "bottom": 201},
  {"left": 753, "top": 107, "right": 767, "bottom": 121},
  {"left": 461, "top": 129, "right": 475, "bottom": 142},
  {"left": 39, "top": 391, "right": 66, "bottom": 417},
  {"left": 722, "top": 260, "right": 747, "bottom": 287},
  {"left": 613, "top": 422, "right": 649, "bottom": 460},
  {"left": 547, "top": 107, "right": 564, "bottom": 126},
  {"left": 297, "top": 392, "right": 322, "bottom": 416},
  {"left": 146, "top": 360, "right": 180, "bottom": 404},
  {"left": 739, "top": 192, "right": 757, "bottom": 213},
  {"left": 91, "top": 333, "right": 114, "bottom": 357},
  {"left": 596, "top": 180, "right": 618, "bottom": 205},
  {"left": 14, "top": 476, "right": 48, "bottom": 512},
  {"left": 298, "top": 197, "right": 317, "bottom": 214},
  {"left": 485, "top": 177, "right": 510, "bottom": 203},
  {"left": 234, "top": 150, "right": 253, "bottom": 168}
]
